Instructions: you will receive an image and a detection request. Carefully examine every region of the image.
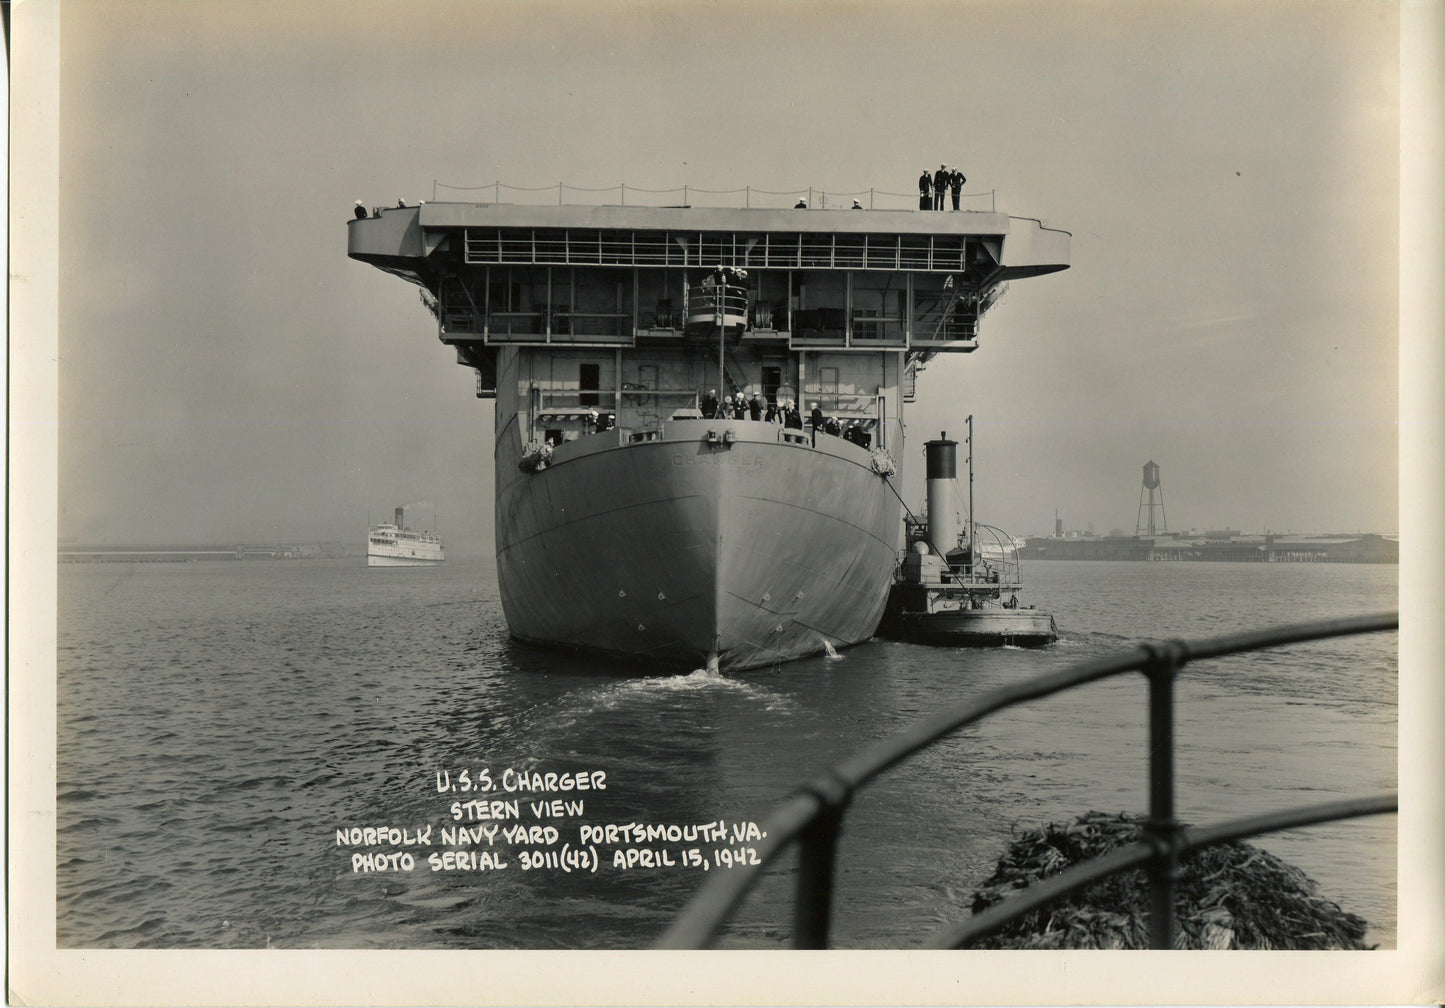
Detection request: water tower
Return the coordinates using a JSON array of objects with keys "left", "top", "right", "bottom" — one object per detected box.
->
[{"left": 1135, "top": 460, "right": 1167, "bottom": 536}]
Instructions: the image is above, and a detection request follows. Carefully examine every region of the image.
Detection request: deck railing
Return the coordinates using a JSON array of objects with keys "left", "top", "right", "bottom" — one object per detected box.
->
[
  {"left": 684, "top": 283, "right": 750, "bottom": 327},
  {"left": 431, "top": 180, "right": 1000, "bottom": 213},
  {"left": 656, "top": 612, "right": 1399, "bottom": 949}
]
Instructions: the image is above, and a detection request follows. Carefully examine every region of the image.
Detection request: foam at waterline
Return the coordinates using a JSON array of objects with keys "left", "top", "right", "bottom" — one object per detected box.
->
[
  {"left": 586, "top": 665, "right": 793, "bottom": 706},
  {"left": 519, "top": 662, "right": 802, "bottom": 735}
]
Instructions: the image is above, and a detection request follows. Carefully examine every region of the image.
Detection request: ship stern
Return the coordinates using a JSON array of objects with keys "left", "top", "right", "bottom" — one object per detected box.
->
[{"left": 496, "top": 421, "right": 898, "bottom": 672}]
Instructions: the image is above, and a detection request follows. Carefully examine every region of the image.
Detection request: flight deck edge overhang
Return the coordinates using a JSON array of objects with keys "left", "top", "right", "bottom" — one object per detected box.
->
[{"left": 348, "top": 203, "right": 1071, "bottom": 278}]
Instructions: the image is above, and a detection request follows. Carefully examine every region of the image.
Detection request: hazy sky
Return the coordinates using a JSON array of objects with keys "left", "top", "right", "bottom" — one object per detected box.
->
[{"left": 51, "top": 0, "right": 1402, "bottom": 553}]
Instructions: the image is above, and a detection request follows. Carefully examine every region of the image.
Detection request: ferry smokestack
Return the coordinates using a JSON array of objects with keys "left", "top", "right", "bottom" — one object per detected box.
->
[
  {"left": 395, "top": 507, "right": 404, "bottom": 528},
  {"left": 924, "top": 434, "right": 961, "bottom": 553}
]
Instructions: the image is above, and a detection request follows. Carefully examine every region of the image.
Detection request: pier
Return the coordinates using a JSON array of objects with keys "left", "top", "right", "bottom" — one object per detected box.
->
[{"left": 57, "top": 542, "right": 351, "bottom": 562}]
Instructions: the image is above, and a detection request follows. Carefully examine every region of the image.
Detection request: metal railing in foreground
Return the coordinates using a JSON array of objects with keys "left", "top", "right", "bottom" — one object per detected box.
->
[{"left": 655, "top": 612, "right": 1399, "bottom": 950}]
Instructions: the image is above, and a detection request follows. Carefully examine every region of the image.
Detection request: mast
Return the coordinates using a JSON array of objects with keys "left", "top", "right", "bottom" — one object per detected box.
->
[
  {"left": 966, "top": 413, "right": 975, "bottom": 564},
  {"left": 717, "top": 268, "right": 725, "bottom": 399}
]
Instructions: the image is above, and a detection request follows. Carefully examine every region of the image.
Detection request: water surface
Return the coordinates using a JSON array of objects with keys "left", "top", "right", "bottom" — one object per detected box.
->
[{"left": 57, "top": 558, "right": 1397, "bottom": 948}]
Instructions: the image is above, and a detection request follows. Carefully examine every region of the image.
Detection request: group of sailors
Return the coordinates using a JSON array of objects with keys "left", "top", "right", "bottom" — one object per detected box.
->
[
  {"left": 919, "top": 165, "right": 967, "bottom": 211},
  {"left": 558, "top": 393, "right": 872, "bottom": 450},
  {"left": 352, "top": 198, "right": 419, "bottom": 219},
  {"left": 701, "top": 389, "right": 791, "bottom": 424},
  {"left": 809, "top": 402, "right": 873, "bottom": 448},
  {"left": 697, "top": 390, "right": 872, "bottom": 448},
  {"left": 701, "top": 266, "right": 748, "bottom": 287},
  {"left": 792, "top": 198, "right": 867, "bottom": 210}
]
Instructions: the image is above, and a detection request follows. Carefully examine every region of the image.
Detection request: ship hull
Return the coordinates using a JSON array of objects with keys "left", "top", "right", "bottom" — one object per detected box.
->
[{"left": 496, "top": 420, "right": 898, "bottom": 672}]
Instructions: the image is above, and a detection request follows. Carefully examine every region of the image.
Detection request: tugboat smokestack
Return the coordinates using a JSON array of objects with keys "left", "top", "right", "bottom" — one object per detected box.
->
[
  {"left": 925, "top": 433, "right": 957, "bottom": 481},
  {"left": 924, "top": 434, "right": 961, "bottom": 553}
]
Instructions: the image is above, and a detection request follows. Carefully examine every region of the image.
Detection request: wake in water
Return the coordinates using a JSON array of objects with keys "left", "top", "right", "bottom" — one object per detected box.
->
[
  {"left": 584, "top": 666, "right": 798, "bottom": 713},
  {"left": 625, "top": 667, "right": 771, "bottom": 695}
]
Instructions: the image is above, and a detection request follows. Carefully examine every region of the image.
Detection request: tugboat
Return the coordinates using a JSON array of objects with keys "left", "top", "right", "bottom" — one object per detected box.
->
[{"left": 878, "top": 418, "right": 1057, "bottom": 646}]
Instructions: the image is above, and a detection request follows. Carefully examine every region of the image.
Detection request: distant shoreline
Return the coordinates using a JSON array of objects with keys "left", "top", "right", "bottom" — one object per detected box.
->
[
  {"left": 57, "top": 543, "right": 358, "bottom": 562},
  {"left": 1022, "top": 531, "right": 1398, "bottom": 563}
]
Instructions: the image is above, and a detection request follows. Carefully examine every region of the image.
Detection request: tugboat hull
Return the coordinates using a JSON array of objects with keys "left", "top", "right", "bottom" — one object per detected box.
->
[{"left": 878, "top": 591, "right": 1058, "bottom": 647}]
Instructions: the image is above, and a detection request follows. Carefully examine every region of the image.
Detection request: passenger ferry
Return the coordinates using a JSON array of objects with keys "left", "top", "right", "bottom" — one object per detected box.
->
[
  {"left": 348, "top": 194, "right": 1068, "bottom": 670},
  {"left": 367, "top": 507, "right": 445, "bottom": 567}
]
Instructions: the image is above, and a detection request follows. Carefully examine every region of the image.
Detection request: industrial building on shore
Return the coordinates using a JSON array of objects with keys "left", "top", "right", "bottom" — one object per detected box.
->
[
  {"left": 1021, "top": 531, "right": 1398, "bottom": 564},
  {"left": 1025, "top": 462, "right": 1399, "bottom": 563}
]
